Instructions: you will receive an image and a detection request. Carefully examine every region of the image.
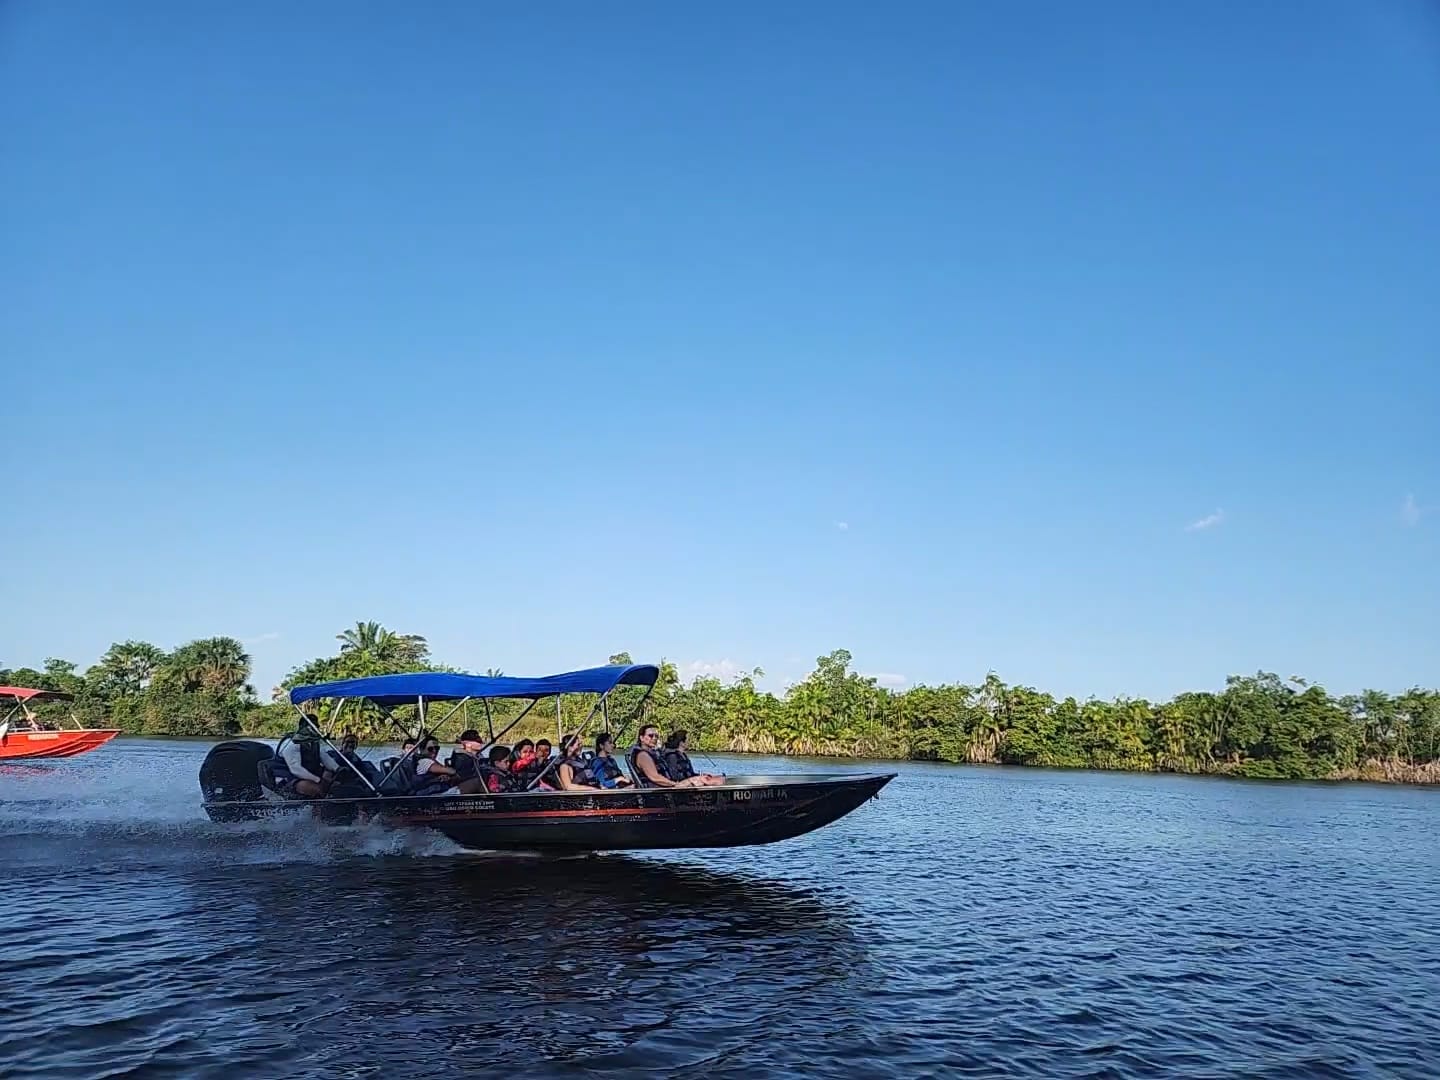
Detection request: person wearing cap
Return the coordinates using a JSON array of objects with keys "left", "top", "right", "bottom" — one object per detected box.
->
[{"left": 280, "top": 714, "right": 343, "bottom": 798}]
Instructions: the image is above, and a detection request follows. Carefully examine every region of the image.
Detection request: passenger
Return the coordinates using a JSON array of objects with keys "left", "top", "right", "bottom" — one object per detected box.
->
[
  {"left": 455, "top": 744, "right": 517, "bottom": 795},
  {"left": 281, "top": 718, "right": 342, "bottom": 798},
  {"left": 510, "top": 738, "right": 539, "bottom": 787},
  {"left": 412, "top": 735, "right": 460, "bottom": 791},
  {"left": 592, "top": 732, "right": 633, "bottom": 788},
  {"left": 401, "top": 738, "right": 418, "bottom": 757},
  {"left": 516, "top": 737, "right": 556, "bottom": 788},
  {"left": 627, "top": 724, "right": 710, "bottom": 789},
  {"left": 663, "top": 729, "right": 724, "bottom": 786},
  {"left": 484, "top": 745, "right": 518, "bottom": 792},
  {"left": 554, "top": 733, "right": 600, "bottom": 791}
]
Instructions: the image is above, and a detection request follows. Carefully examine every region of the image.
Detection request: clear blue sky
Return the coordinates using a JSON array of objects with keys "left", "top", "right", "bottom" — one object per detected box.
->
[{"left": 3, "top": 1, "right": 1437, "bottom": 700}]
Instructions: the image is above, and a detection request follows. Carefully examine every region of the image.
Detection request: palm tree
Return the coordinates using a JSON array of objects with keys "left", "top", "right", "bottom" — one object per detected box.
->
[
  {"left": 337, "top": 621, "right": 428, "bottom": 667},
  {"left": 98, "top": 640, "right": 167, "bottom": 695},
  {"left": 338, "top": 621, "right": 385, "bottom": 654},
  {"left": 168, "top": 637, "right": 251, "bottom": 694}
]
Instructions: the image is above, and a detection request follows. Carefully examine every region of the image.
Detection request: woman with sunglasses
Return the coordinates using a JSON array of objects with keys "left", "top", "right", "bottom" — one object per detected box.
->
[
  {"left": 627, "top": 724, "right": 712, "bottom": 788},
  {"left": 411, "top": 734, "right": 460, "bottom": 793}
]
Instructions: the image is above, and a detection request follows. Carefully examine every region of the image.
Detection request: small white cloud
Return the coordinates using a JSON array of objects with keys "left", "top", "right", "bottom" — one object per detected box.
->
[
  {"left": 243, "top": 632, "right": 282, "bottom": 645},
  {"left": 1401, "top": 494, "right": 1421, "bottom": 526},
  {"left": 1185, "top": 509, "right": 1226, "bottom": 532},
  {"left": 835, "top": 521, "right": 849, "bottom": 531},
  {"left": 679, "top": 659, "right": 746, "bottom": 684},
  {"left": 868, "top": 672, "right": 908, "bottom": 688}
]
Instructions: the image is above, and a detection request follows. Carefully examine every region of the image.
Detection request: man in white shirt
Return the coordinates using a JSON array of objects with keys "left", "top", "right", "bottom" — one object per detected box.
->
[{"left": 280, "top": 719, "right": 342, "bottom": 798}]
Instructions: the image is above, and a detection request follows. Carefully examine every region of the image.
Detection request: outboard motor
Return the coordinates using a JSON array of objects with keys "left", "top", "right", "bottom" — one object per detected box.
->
[{"left": 199, "top": 739, "right": 275, "bottom": 804}]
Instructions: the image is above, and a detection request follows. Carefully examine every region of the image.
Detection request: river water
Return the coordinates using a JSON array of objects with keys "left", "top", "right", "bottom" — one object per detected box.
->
[{"left": 2, "top": 740, "right": 1438, "bottom": 1078}]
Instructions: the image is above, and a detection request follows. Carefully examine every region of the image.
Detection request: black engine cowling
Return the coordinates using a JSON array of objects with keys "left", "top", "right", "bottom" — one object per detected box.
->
[{"left": 199, "top": 739, "right": 275, "bottom": 803}]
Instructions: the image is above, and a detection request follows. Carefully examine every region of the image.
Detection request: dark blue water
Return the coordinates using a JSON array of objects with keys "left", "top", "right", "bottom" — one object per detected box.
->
[{"left": 2, "top": 740, "right": 1438, "bottom": 1078}]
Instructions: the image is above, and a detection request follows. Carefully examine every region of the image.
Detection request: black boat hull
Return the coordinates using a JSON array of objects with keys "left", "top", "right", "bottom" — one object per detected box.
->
[{"left": 202, "top": 773, "right": 894, "bottom": 851}]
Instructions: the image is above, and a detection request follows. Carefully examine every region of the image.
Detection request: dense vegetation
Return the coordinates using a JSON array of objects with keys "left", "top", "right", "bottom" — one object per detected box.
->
[{"left": 5, "top": 625, "right": 1438, "bottom": 782}]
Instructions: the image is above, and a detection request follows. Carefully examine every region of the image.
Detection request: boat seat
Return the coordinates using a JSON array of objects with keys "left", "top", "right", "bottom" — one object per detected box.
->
[
  {"left": 448, "top": 750, "right": 478, "bottom": 782},
  {"left": 258, "top": 757, "right": 292, "bottom": 795},
  {"left": 379, "top": 756, "right": 418, "bottom": 796}
]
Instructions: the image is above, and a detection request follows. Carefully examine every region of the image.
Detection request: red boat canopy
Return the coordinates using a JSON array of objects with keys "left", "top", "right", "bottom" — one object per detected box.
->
[{"left": 0, "top": 686, "right": 75, "bottom": 703}]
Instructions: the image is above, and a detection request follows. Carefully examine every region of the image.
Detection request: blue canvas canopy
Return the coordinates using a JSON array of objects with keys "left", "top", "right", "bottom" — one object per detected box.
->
[{"left": 288, "top": 664, "right": 659, "bottom": 708}]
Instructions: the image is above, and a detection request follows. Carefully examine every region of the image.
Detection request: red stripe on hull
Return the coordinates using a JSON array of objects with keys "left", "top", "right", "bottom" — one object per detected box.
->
[{"left": 393, "top": 806, "right": 677, "bottom": 824}]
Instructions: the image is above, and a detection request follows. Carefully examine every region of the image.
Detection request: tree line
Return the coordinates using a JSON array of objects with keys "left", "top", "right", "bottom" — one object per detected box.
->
[{"left": 5, "top": 624, "right": 1437, "bottom": 782}]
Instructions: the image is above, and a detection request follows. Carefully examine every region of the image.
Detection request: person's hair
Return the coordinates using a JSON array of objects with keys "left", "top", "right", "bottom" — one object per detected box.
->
[
  {"left": 639, "top": 724, "right": 659, "bottom": 738},
  {"left": 402, "top": 739, "right": 417, "bottom": 750},
  {"left": 536, "top": 738, "right": 552, "bottom": 750},
  {"left": 488, "top": 745, "right": 511, "bottom": 765},
  {"left": 595, "top": 731, "right": 614, "bottom": 751},
  {"left": 458, "top": 728, "right": 481, "bottom": 743},
  {"left": 664, "top": 730, "right": 687, "bottom": 750},
  {"left": 514, "top": 738, "right": 534, "bottom": 753},
  {"left": 560, "top": 732, "right": 581, "bottom": 756}
]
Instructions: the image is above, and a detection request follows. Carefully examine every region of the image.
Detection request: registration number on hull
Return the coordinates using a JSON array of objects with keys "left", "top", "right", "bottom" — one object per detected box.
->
[{"left": 729, "top": 788, "right": 787, "bottom": 802}]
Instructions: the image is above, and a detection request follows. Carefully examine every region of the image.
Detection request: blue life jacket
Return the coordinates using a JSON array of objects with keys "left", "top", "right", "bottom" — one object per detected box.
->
[{"left": 592, "top": 754, "right": 625, "bottom": 788}]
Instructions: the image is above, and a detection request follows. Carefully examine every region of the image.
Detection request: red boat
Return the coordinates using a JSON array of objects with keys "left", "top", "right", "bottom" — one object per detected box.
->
[{"left": 0, "top": 687, "right": 120, "bottom": 761}]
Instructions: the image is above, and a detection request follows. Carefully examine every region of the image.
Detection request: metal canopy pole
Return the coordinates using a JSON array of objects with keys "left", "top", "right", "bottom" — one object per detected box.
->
[
  {"left": 483, "top": 699, "right": 495, "bottom": 742},
  {"left": 476, "top": 696, "right": 543, "bottom": 756},
  {"left": 375, "top": 706, "right": 426, "bottom": 791},
  {"left": 427, "top": 697, "right": 472, "bottom": 740}
]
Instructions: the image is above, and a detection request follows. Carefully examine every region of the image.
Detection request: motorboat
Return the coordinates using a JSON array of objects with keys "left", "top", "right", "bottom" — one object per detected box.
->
[
  {"left": 199, "top": 664, "right": 894, "bottom": 852},
  {"left": 0, "top": 687, "right": 121, "bottom": 760}
]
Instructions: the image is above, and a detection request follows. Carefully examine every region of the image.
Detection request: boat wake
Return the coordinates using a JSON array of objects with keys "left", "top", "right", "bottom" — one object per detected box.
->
[
  {"left": 1, "top": 814, "right": 470, "bottom": 870},
  {"left": 0, "top": 747, "right": 470, "bottom": 868}
]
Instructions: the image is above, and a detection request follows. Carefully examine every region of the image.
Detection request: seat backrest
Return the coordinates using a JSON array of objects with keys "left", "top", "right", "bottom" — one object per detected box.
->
[
  {"left": 448, "top": 750, "right": 478, "bottom": 782},
  {"left": 258, "top": 757, "right": 291, "bottom": 793},
  {"left": 379, "top": 756, "right": 418, "bottom": 795}
]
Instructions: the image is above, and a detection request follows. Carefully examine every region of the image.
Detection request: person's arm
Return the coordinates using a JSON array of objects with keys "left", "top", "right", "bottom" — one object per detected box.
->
[{"left": 281, "top": 743, "right": 321, "bottom": 783}]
